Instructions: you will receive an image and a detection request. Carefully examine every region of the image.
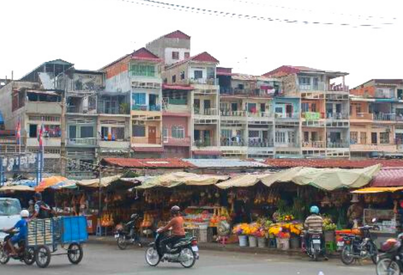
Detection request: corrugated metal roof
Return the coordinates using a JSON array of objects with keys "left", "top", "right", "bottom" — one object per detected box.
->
[
  {"left": 185, "top": 159, "right": 268, "bottom": 168},
  {"left": 265, "top": 159, "right": 403, "bottom": 168},
  {"left": 371, "top": 168, "right": 403, "bottom": 187},
  {"left": 167, "top": 52, "right": 219, "bottom": 69},
  {"left": 164, "top": 30, "right": 191, "bottom": 40},
  {"left": 102, "top": 158, "right": 194, "bottom": 168}
]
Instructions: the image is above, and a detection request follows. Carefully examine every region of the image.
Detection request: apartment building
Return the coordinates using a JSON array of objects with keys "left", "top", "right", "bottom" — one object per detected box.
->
[
  {"left": 102, "top": 48, "right": 164, "bottom": 158},
  {"left": 264, "top": 65, "right": 349, "bottom": 158},
  {"left": 349, "top": 79, "right": 403, "bottom": 158}
]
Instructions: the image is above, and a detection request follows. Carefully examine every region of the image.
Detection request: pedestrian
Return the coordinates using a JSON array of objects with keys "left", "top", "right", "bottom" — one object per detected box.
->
[
  {"left": 28, "top": 200, "right": 34, "bottom": 216},
  {"left": 347, "top": 194, "right": 364, "bottom": 228},
  {"left": 32, "top": 192, "right": 52, "bottom": 219}
]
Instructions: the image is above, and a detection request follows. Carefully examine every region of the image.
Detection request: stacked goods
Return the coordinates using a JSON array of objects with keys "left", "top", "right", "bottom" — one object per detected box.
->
[
  {"left": 100, "top": 213, "right": 114, "bottom": 227},
  {"left": 27, "top": 219, "right": 54, "bottom": 246},
  {"left": 209, "top": 207, "right": 230, "bottom": 227},
  {"left": 141, "top": 212, "right": 157, "bottom": 228}
]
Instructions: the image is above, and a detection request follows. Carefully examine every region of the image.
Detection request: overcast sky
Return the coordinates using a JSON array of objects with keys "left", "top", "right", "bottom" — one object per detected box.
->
[{"left": 0, "top": 0, "right": 402, "bottom": 87}]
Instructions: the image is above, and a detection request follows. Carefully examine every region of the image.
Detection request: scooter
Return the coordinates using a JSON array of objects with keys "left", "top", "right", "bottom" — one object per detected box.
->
[
  {"left": 0, "top": 230, "right": 35, "bottom": 265},
  {"left": 145, "top": 231, "right": 199, "bottom": 268},
  {"left": 303, "top": 231, "right": 326, "bottom": 261},
  {"left": 115, "top": 214, "right": 142, "bottom": 250}
]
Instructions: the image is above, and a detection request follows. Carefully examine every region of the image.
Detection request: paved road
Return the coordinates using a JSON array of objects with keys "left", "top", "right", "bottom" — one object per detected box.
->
[{"left": 0, "top": 244, "right": 376, "bottom": 275}]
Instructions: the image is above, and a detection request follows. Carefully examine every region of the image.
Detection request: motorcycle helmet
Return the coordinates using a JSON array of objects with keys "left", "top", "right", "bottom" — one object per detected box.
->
[
  {"left": 170, "top": 205, "right": 180, "bottom": 215},
  {"left": 20, "top": 210, "right": 29, "bottom": 218},
  {"left": 381, "top": 239, "right": 401, "bottom": 252},
  {"left": 310, "top": 205, "right": 320, "bottom": 214},
  {"left": 34, "top": 192, "right": 42, "bottom": 200}
]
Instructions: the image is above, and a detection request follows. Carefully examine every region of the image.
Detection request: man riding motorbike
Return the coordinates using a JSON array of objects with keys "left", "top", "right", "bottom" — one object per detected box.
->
[
  {"left": 304, "top": 205, "right": 328, "bottom": 260},
  {"left": 157, "top": 206, "right": 185, "bottom": 256},
  {"left": 2, "top": 210, "right": 29, "bottom": 257}
]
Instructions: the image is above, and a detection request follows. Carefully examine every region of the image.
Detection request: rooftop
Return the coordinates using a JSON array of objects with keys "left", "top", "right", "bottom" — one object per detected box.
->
[
  {"left": 352, "top": 79, "right": 403, "bottom": 90},
  {"left": 370, "top": 167, "right": 403, "bottom": 187},
  {"left": 162, "top": 84, "right": 194, "bottom": 91},
  {"left": 265, "top": 158, "right": 403, "bottom": 168},
  {"left": 263, "top": 65, "right": 348, "bottom": 78},
  {"left": 102, "top": 158, "right": 194, "bottom": 169},
  {"left": 166, "top": 52, "right": 219, "bottom": 70},
  {"left": 163, "top": 30, "right": 191, "bottom": 40},
  {"left": 185, "top": 159, "right": 268, "bottom": 168}
]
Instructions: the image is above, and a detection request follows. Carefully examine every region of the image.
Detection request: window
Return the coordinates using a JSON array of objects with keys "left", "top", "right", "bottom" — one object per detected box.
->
[
  {"left": 207, "top": 67, "right": 215, "bottom": 79},
  {"left": 111, "top": 127, "right": 124, "bottom": 140},
  {"left": 288, "top": 132, "right": 296, "bottom": 143},
  {"left": 360, "top": 132, "right": 367, "bottom": 144},
  {"left": 275, "top": 132, "right": 286, "bottom": 143},
  {"left": 172, "top": 75, "right": 176, "bottom": 83},
  {"left": 350, "top": 132, "right": 358, "bottom": 144},
  {"left": 304, "top": 132, "right": 309, "bottom": 142},
  {"left": 172, "top": 51, "right": 179, "bottom": 60},
  {"left": 133, "top": 125, "right": 145, "bottom": 137},
  {"left": 221, "top": 129, "right": 232, "bottom": 138},
  {"left": 163, "top": 127, "right": 168, "bottom": 142},
  {"left": 80, "top": 126, "right": 94, "bottom": 138},
  {"left": 260, "top": 103, "right": 266, "bottom": 112},
  {"left": 44, "top": 125, "right": 61, "bottom": 138},
  {"left": 247, "top": 103, "right": 257, "bottom": 113},
  {"left": 238, "top": 84, "right": 244, "bottom": 90},
  {"left": 132, "top": 93, "right": 146, "bottom": 105},
  {"left": 249, "top": 131, "right": 259, "bottom": 138},
  {"left": 275, "top": 107, "right": 283, "bottom": 113},
  {"left": 194, "top": 70, "right": 203, "bottom": 79},
  {"left": 356, "top": 105, "right": 361, "bottom": 114},
  {"left": 301, "top": 103, "right": 309, "bottom": 113},
  {"left": 380, "top": 132, "right": 390, "bottom": 144},
  {"left": 184, "top": 52, "right": 190, "bottom": 59},
  {"left": 172, "top": 126, "right": 185, "bottom": 139},
  {"left": 69, "top": 125, "right": 76, "bottom": 139},
  {"left": 299, "top": 77, "right": 311, "bottom": 85},
  {"left": 130, "top": 64, "right": 155, "bottom": 77},
  {"left": 311, "top": 103, "right": 317, "bottom": 112},
  {"left": 29, "top": 124, "right": 38, "bottom": 138},
  {"left": 180, "top": 71, "right": 185, "bottom": 80}
]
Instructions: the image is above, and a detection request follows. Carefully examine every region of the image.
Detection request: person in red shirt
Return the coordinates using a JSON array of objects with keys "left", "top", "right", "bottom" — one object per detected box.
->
[{"left": 157, "top": 205, "right": 185, "bottom": 255}]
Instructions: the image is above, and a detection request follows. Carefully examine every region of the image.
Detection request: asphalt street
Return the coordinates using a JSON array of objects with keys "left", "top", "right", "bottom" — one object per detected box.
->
[{"left": 0, "top": 244, "right": 376, "bottom": 275}]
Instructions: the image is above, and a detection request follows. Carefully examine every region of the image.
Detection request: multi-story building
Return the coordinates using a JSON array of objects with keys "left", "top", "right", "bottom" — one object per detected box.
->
[
  {"left": 102, "top": 48, "right": 164, "bottom": 158},
  {"left": 217, "top": 68, "right": 281, "bottom": 159},
  {"left": 163, "top": 52, "right": 221, "bottom": 159},
  {"left": 264, "top": 65, "right": 349, "bottom": 158},
  {"left": 349, "top": 79, "right": 403, "bottom": 158}
]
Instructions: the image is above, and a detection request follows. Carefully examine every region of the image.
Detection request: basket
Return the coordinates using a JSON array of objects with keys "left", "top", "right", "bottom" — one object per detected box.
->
[
  {"left": 238, "top": 235, "right": 248, "bottom": 247},
  {"left": 248, "top": 236, "right": 257, "bottom": 247},
  {"left": 257, "top": 237, "right": 267, "bottom": 248},
  {"left": 276, "top": 238, "right": 290, "bottom": 250},
  {"left": 27, "top": 219, "right": 54, "bottom": 247}
]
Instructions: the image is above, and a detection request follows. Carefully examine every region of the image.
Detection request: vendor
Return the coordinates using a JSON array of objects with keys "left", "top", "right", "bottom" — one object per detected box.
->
[
  {"left": 347, "top": 194, "right": 364, "bottom": 228},
  {"left": 393, "top": 199, "right": 403, "bottom": 230}
]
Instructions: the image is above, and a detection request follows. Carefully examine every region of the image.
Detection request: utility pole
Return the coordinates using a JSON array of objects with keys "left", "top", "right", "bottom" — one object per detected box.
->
[{"left": 60, "top": 89, "right": 67, "bottom": 176}]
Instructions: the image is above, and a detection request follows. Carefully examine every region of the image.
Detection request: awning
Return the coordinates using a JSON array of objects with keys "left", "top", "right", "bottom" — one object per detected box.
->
[
  {"left": 352, "top": 187, "right": 403, "bottom": 194},
  {"left": 50, "top": 180, "right": 77, "bottom": 190},
  {"left": 35, "top": 176, "right": 68, "bottom": 192},
  {"left": 215, "top": 173, "right": 272, "bottom": 189},
  {"left": 0, "top": 185, "right": 35, "bottom": 192},
  {"left": 370, "top": 168, "right": 403, "bottom": 187},
  {"left": 76, "top": 175, "right": 122, "bottom": 188},
  {"left": 136, "top": 172, "right": 229, "bottom": 189},
  {"left": 216, "top": 165, "right": 381, "bottom": 191}
]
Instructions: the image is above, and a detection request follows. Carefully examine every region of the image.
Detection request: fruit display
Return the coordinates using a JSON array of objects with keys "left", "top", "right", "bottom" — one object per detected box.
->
[
  {"left": 183, "top": 207, "right": 219, "bottom": 229},
  {"left": 323, "top": 216, "right": 337, "bottom": 231},
  {"left": 100, "top": 212, "right": 114, "bottom": 227},
  {"left": 209, "top": 207, "right": 231, "bottom": 227},
  {"left": 363, "top": 193, "right": 388, "bottom": 204},
  {"left": 141, "top": 211, "right": 158, "bottom": 228}
]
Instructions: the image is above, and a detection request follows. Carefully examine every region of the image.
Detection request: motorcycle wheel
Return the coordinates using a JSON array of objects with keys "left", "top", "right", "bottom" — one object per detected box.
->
[
  {"left": 180, "top": 247, "right": 196, "bottom": 268},
  {"left": 370, "top": 243, "right": 378, "bottom": 264},
  {"left": 145, "top": 247, "right": 160, "bottom": 267},
  {"left": 117, "top": 236, "right": 127, "bottom": 250},
  {"left": 341, "top": 245, "right": 355, "bottom": 265},
  {"left": 376, "top": 259, "right": 401, "bottom": 275},
  {"left": 24, "top": 247, "right": 35, "bottom": 265},
  {"left": 313, "top": 244, "right": 320, "bottom": 262},
  {"left": 0, "top": 248, "right": 10, "bottom": 265}
]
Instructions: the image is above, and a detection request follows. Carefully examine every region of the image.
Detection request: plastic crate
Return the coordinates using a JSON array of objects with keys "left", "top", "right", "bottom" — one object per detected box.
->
[
  {"left": 27, "top": 219, "right": 54, "bottom": 247},
  {"left": 60, "top": 216, "right": 88, "bottom": 244}
]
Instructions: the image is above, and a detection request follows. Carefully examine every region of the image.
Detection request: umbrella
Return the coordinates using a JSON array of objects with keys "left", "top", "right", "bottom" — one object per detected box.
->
[{"left": 35, "top": 176, "right": 68, "bottom": 192}]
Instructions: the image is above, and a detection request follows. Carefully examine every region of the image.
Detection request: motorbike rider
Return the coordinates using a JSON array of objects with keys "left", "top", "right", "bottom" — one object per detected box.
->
[
  {"left": 2, "top": 210, "right": 29, "bottom": 257},
  {"left": 32, "top": 192, "right": 52, "bottom": 219},
  {"left": 157, "top": 205, "right": 185, "bottom": 256},
  {"left": 304, "top": 205, "right": 328, "bottom": 260}
]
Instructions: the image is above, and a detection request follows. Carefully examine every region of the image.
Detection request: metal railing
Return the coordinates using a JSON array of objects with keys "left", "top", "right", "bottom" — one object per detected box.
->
[
  {"left": 220, "top": 110, "right": 247, "bottom": 117},
  {"left": 302, "top": 141, "right": 326, "bottom": 148},
  {"left": 132, "top": 105, "right": 161, "bottom": 111},
  {"left": 248, "top": 139, "right": 274, "bottom": 147},
  {"left": 220, "top": 87, "right": 278, "bottom": 97},
  {"left": 193, "top": 139, "right": 216, "bottom": 147},
  {"left": 163, "top": 136, "right": 191, "bottom": 146},
  {"left": 275, "top": 113, "right": 300, "bottom": 119},
  {"left": 373, "top": 113, "right": 396, "bottom": 121},
  {"left": 326, "top": 112, "right": 349, "bottom": 119},
  {"left": 221, "top": 140, "right": 246, "bottom": 147},
  {"left": 189, "top": 78, "right": 219, "bottom": 85},
  {"left": 67, "top": 138, "right": 97, "bottom": 146},
  {"left": 350, "top": 112, "right": 373, "bottom": 120},
  {"left": 248, "top": 112, "right": 273, "bottom": 118},
  {"left": 298, "top": 83, "right": 349, "bottom": 92},
  {"left": 327, "top": 142, "right": 350, "bottom": 148},
  {"left": 194, "top": 108, "right": 219, "bottom": 116}
]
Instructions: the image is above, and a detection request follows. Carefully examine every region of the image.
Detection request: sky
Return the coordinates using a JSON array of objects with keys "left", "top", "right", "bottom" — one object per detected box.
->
[{"left": 0, "top": 0, "right": 402, "bottom": 87}]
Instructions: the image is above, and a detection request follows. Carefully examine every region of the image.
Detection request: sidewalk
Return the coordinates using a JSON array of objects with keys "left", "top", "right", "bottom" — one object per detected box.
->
[{"left": 88, "top": 236, "right": 338, "bottom": 258}]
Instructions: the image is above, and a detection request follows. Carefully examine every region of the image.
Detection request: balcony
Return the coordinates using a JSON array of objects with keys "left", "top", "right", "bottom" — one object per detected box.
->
[
  {"left": 298, "top": 83, "right": 349, "bottom": 92},
  {"left": 248, "top": 112, "right": 273, "bottom": 119},
  {"left": 194, "top": 108, "right": 219, "bottom": 116},
  {"left": 220, "top": 87, "right": 276, "bottom": 98},
  {"left": 350, "top": 113, "right": 374, "bottom": 120},
  {"left": 26, "top": 101, "right": 62, "bottom": 114},
  {"left": 163, "top": 136, "right": 191, "bottom": 147},
  {"left": 327, "top": 142, "right": 350, "bottom": 148},
  {"left": 188, "top": 78, "right": 219, "bottom": 85},
  {"left": 67, "top": 138, "right": 97, "bottom": 147},
  {"left": 373, "top": 113, "right": 396, "bottom": 122},
  {"left": 249, "top": 139, "right": 274, "bottom": 148},
  {"left": 350, "top": 143, "right": 397, "bottom": 152},
  {"left": 275, "top": 113, "right": 300, "bottom": 119},
  {"left": 131, "top": 137, "right": 162, "bottom": 146},
  {"left": 220, "top": 110, "right": 247, "bottom": 117},
  {"left": 132, "top": 105, "right": 161, "bottom": 111},
  {"left": 326, "top": 112, "right": 349, "bottom": 120},
  {"left": 26, "top": 137, "right": 61, "bottom": 147},
  {"left": 275, "top": 142, "right": 300, "bottom": 148},
  {"left": 302, "top": 141, "right": 326, "bottom": 148},
  {"left": 221, "top": 139, "right": 246, "bottom": 147},
  {"left": 162, "top": 98, "right": 190, "bottom": 113},
  {"left": 193, "top": 139, "right": 217, "bottom": 147},
  {"left": 98, "top": 139, "right": 130, "bottom": 149},
  {"left": 302, "top": 112, "right": 325, "bottom": 120}
]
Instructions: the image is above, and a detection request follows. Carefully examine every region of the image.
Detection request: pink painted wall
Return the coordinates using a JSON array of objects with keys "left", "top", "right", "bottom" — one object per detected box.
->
[{"left": 162, "top": 116, "right": 189, "bottom": 136}]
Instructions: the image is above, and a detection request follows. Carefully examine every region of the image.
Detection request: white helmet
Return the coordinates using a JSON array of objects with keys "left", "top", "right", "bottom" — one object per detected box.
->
[{"left": 20, "top": 210, "right": 29, "bottom": 218}]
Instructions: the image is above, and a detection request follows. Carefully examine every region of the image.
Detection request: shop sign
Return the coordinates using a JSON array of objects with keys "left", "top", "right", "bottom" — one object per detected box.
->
[{"left": 0, "top": 154, "right": 37, "bottom": 172}]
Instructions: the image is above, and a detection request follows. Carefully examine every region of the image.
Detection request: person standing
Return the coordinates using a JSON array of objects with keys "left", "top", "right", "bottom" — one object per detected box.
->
[
  {"left": 32, "top": 193, "right": 52, "bottom": 219},
  {"left": 347, "top": 195, "right": 364, "bottom": 228}
]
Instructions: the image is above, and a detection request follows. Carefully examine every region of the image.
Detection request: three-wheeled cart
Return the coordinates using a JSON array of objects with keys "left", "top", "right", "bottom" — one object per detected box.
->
[{"left": 27, "top": 216, "right": 88, "bottom": 268}]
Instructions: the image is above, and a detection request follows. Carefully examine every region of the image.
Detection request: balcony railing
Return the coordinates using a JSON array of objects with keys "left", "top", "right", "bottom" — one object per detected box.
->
[
  {"left": 327, "top": 142, "right": 350, "bottom": 148},
  {"left": 350, "top": 112, "right": 373, "bottom": 120},
  {"left": 249, "top": 139, "right": 274, "bottom": 148},
  {"left": 373, "top": 113, "right": 396, "bottom": 121},
  {"left": 326, "top": 112, "right": 349, "bottom": 120},
  {"left": 193, "top": 139, "right": 217, "bottom": 147},
  {"left": 132, "top": 105, "right": 161, "bottom": 111},
  {"left": 275, "top": 142, "right": 300, "bottom": 148},
  {"left": 220, "top": 87, "right": 279, "bottom": 97},
  {"left": 302, "top": 141, "right": 326, "bottom": 148},
  {"left": 298, "top": 83, "right": 349, "bottom": 92},
  {"left": 67, "top": 138, "right": 97, "bottom": 146},
  {"left": 194, "top": 108, "right": 219, "bottom": 116},
  {"left": 131, "top": 137, "right": 162, "bottom": 145},
  {"left": 189, "top": 78, "right": 219, "bottom": 85},
  {"left": 163, "top": 136, "right": 191, "bottom": 146},
  {"left": 221, "top": 140, "right": 246, "bottom": 147},
  {"left": 248, "top": 112, "right": 273, "bottom": 118},
  {"left": 302, "top": 112, "right": 325, "bottom": 120},
  {"left": 220, "top": 110, "right": 247, "bottom": 117},
  {"left": 275, "top": 113, "right": 300, "bottom": 119}
]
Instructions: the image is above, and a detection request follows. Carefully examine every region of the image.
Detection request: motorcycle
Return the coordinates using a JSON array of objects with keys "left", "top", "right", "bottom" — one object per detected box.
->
[
  {"left": 145, "top": 231, "right": 199, "bottom": 268},
  {"left": 303, "top": 231, "right": 325, "bottom": 261},
  {"left": 340, "top": 223, "right": 379, "bottom": 265},
  {"left": 375, "top": 233, "right": 403, "bottom": 275},
  {"left": 115, "top": 214, "right": 142, "bottom": 250},
  {"left": 0, "top": 230, "right": 35, "bottom": 265}
]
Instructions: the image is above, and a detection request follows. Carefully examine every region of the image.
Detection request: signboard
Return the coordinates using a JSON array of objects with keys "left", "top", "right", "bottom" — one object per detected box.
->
[{"left": 0, "top": 153, "right": 39, "bottom": 186}]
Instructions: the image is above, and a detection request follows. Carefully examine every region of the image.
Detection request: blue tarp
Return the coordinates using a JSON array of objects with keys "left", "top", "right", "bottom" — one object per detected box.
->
[{"left": 0, "top": 112, "right": 4, "bottom": 124}]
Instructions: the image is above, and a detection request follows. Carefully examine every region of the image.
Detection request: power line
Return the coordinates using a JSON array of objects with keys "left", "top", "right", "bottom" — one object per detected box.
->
[{"left": 118, "top": 0, "right": 392, "bottom": 29}]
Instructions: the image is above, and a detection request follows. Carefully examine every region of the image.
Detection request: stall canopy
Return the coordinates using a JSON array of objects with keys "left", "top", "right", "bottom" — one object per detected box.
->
[
  {"left": 76, "top": 175, "right": 122, "bottom": 188},
  {"left": 0, "top": 185, "right": 35, "bottom": 192},
  {"left": 351, "top": 187, "right": 403, "bottom": 194},
  {"left": 217, "top": 165, "right": 381, "bottom": 191},
  {"left": 369, "top": 167, "right": 403, "bottom": 187},
  {"left": 35, "top": 176, "right": 68, "bottom": 192},
  {"left": 136, "top": 172, "right": 229, "bottom": 189}
]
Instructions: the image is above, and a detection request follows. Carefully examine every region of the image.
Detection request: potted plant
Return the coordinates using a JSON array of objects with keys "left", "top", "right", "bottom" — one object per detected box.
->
[{"left": 232, "top": 223, "right": 249, "bottom": 247}]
